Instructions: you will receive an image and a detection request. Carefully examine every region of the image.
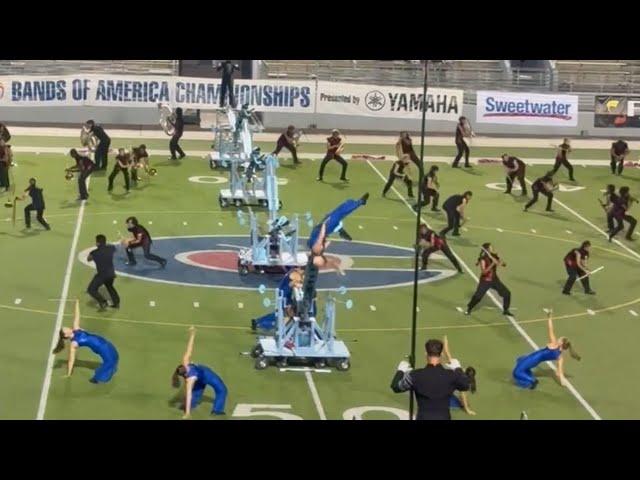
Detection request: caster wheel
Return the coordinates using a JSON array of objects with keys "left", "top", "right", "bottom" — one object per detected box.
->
[
  {"left": 255, "top": 356, "right": 269, "bottom": 370},
  {"left": 219, "top": 195, "right": 228, "bottom": 208},
  {"left": 209, "top": 160, "right": 216, "bottom": 170},
  {"left": 314, "top": 358, "right": 327, "bottom": 369},
  {"left": 234, "top": 199, "right": 243, "bottom": 208},
  {"left": 336, "top": 358, "right": 351, "bottom": 371},
  {"left": 278, "top": 200, "right": 283, "bottom": 211},
  {"left": 239, "top": 265, "right": 249, "bottom": 276},
  {"left": 275, "top": 357, "right": 287, "bottom": 368},
  {"left": 250, "top": 344, "right": 263, "bottom": 358}
]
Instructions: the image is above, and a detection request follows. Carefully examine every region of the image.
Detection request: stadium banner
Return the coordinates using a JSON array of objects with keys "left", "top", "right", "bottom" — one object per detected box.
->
[
  {"left": 476, "top": 90, "right": 579, "bottom": 127},
  {"left": 0, "top": 75, "right": 316, "bottom": 112},
  {"left": 594, "top": 95, "right": 640, "bottom": 128},
  {"left": 316, "top": 81, "right": 463, "bottom": 121}
]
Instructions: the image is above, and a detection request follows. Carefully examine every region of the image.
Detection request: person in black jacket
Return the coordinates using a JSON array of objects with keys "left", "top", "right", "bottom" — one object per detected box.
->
[
  {"left": 391, "top": 339, "right": 472, "bottom": 420},
  {"left": 216, "top": 60, "right": 240, "bottom": 108},
  {"left": 123, "top": 216, "right": 167, "bottom": 267},
  {"left": 169, "top": 107, "right": 186, "bottom": 160},
  {"left": 85, "top": 120, "right": 111, "bottom": 170},
  {"left": 87, "top": 234, "right": 120, "bottom": 310},
  {"left": 21, "top": 178, "right": 50, "bottom": 230}
]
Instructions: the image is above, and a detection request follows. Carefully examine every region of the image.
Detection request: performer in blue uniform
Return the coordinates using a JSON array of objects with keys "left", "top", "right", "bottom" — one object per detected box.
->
[
  {"left": 251, "top": 268, "right": 309, "bottom": 331},
  {"left": 52, "top": 299, "right": 119, "bottom": 383},
  {"left": 512, "top": 309, "right": 581, "bottom": 389},
  {"left": 172, "top": 327, "right": 227, "bottom": 419},
  {"left": 442, "top": 335, "right": 477, "bottom": 415},
  {"left": 307, "top": 193, "right": 369, "bottom": 249}
]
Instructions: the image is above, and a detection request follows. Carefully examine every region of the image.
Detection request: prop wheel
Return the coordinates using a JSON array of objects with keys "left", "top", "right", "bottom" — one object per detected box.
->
[
  {"left": 314, "top": 358, "right": 327, "bottom": 369},
  {"left": 336, "top": 358, "right": 351, "bottom": 371},
  {"left": 234, "top": 199, "right": 243, "bottom": 207},
  {"left": 278, "top": 200, "right": 283, "bottom": 210},
  {"left": 255, "top": 356, "right": 269, "bottom": 370},
  {"left": 250, "top": 344, "right": 263, "bottom": 358},
  {"left": 275, "top": 357, "right": 288, "bottom": 368},
  {"left": 238, "top": 262, "right": 250, "bottom": 276},
  {"left": 219, "top": 195, "right": 228, "bottom": 208},
  {"left": 209, "top": 159, "right": 216, "bottom": 170}
]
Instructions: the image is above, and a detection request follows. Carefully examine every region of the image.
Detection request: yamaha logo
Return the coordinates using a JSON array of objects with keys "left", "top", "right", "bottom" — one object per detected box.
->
[{"left": 365, "top": 90, "right": 386, "bottom": 111}]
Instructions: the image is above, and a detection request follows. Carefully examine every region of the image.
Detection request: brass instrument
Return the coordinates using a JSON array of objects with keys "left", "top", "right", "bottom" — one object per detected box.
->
[
  {"left": 80, "top": 125, "right": 99, "bottom": 152},
  {"left": 158, "top": 104, "right": 176, "bottom": 136}
]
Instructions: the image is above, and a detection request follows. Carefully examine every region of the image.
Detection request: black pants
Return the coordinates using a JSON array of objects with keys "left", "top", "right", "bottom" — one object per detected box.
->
[
  {"left": 0, "top": 164, "right": 9, "bottom": 189},
  {"left": 452, "top": 141, "right": 470, "bottom": 167},
  {"left": 524, "top": 185, "right": 553, "bottom": 211},
  {"left": 126, "top": 241, "right": 166, "bottom": 266},
  {"left": 170, "top": 133, "right": 185, "bottom": 159},
  {"left": 552, "top": 157, "right": 575, "bottom": 180},
  {"left": 610, "top": 214, "right": 638, "bottom": 240},
  {"left": 94, "top": 141, "right": 110, "bottom": 170},
  {"left": 421, "top": 244, "right": 462, "bottom": 272},
  {"left": 78, "top": 168, "right": 93, "bottom": 200},
  {"left": 562, "top": 266, "right": 591, "bottom": 294},
  {"left": 383, "top": 172, "right": 413, "bottom": 197},
  {"left": 611, "top": 155, "right": 624, "bottom": 175},
  {"left": 87, "top": 274, "right": 120, "bottom": 307},
  {"left": 24, "top": 204, "right": 49, "bottom": 229},
  {"left": 467, "top": 278, "right": 511, "bottom": 313},
  {"left": 272, "top": 140, "right": 299, "bottom": 163},
  {"left": 440, "top": 207, "right": 461, "bottom": 237},
  {"left": 219, "top": 79, "right": 235, "bottom": 108},
  {"left": 415, "top": 187, "right": 439, "bottom": 210},
  {"left": 506, "top": 171, "right": 527, "bottom": 195},
  {"left": 318, "top": 154, "right": 348, "bottom": 180},
  {"left": 108, "top": 165, "right": 130, "bottom": 191}
]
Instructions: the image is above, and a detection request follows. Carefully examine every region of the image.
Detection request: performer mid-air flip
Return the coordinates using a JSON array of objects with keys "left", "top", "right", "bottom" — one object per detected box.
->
[
  {"left": 512, "top": 309, "right": 580, "bottom": 389},
  {"left": 307, "top": 193, "right": 369, "bottom": 248}
]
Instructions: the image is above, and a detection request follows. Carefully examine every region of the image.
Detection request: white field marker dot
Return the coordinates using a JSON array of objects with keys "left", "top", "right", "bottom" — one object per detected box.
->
[
  {"left": 36, "top": 152, "right": 40, "bottom": 155},
  {"left": 112, "top": 220, "right": 117, "bottom": 224},
  {"left": 462, "top": 227, "right": 469, "bottom": 232},
  {"left": 566, "top": 230, "right": 573, "bottom": 234},
  {"left": 587, "top": 309, "right": 596, "bottom": 316},
  {"left": 148, "top": 221, "right": 153, "bottom": 225},
  {"left": 193, "top": 302, "right": 200, "bottom": 308},
  {"left": 237, "top": 302, "right": 244, "bottom": 309},
  {"left": 218, "top": 222, "right": 223, "bottom": 226},
  {"left": 530, "top": 229, "right": 537, "bottom": 233},
  {"left": 542, "top": 308, "right": 551, "bottom": 314},
  {"left": 369, "top": 305, "right": 377, "bottom": 311},
  {"left": 149, "top": 301, "right": 156, "bottom": 307},
  {"left": 393, "top": 226, "right": 398, "bottom": 230},
  {"left": 456, "top": 307, "right": 464, "bottom": 313},
  {"left": 416, "top": 307, "right": 420, "bottom": 313},
  {"left": 183, "top": 221, "right": 188, "bottom": 226},
  {"left": 630, "top": 310, "right": 638, "bottom": 317},
  {"left": 496, "top": 228, "right": 504, "bottom": 233},
  {"left": 14, "top": 298, "right": 22, "bottom": 305},
  {"left": 358, "top": 225, "right": 363, "bottom": 230}
]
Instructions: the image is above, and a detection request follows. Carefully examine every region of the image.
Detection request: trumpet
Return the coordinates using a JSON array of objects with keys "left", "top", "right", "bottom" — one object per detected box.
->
[
  {"left": 80, "top": 125, "right": 99, "bottom": 152},
  {"left": 158, "top": 104, "right": 176, "bottom": 136}
]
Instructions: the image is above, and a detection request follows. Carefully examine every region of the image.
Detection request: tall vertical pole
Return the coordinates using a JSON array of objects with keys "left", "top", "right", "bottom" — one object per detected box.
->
[{"left": 409, "top": 60, "right": 429, "bottom": 421}]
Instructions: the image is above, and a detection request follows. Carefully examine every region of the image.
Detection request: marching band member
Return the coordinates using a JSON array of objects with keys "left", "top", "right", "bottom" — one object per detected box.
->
[
  {"left": 216, "top": 60, "right": 240, "bottom": 108},
  {"left": 85, "top": 120, "right": 111, "bottom": 170},
  {"left": 0, "top": 122, "right": 10, "bottom": 142},
  {"left": 271, "top": 125, "right": 300, "bottom": 165},
  {"left": 67, "top": 149, "right": 96, "bottom": 201},
  {"left": 452, "top": 116, "right": 474, "bottom": 168},
  {"left": 413, "top": 165, "right": 440, "bottom": 212},
  {"left": 169, "top": 107, "right": 185, "bottom": 160},
  {"left": 108, "top": 148, "right": 131, "bottom": 193},
  {"left": 608, "top": 186, "right": 638, "bottom": 241},
  {"left": 0, "top": 141, "right": 12, "bottom": 193},
  {"left": 20, "top": 178, "right": 50, "bottom": 230},
  {"left": 443, "top": 336, "right": 477, "bottom": 415},
  {"left": 610, "top": 138, "right": 630, "bottom": 176},
  {"left": 317, "top": 129, "right": 348, "bottom": 182},
  {"left": 122, "top": 216, "right": 167, "bottom": 268},
  {"left": 562, "top": 241, "right": 596, "bottom": 296},
  {"left": 551, "top": 138, "right": 575, "bottom": 181},
  {"left": 131, "top": 144, "right": 151, "bottom": 184},
  {"left": 465, "top": 243, "right": 512, "bottom": 316},
  {"left": 172, "top": 327, "right": 227, "bottom": 418},
  {"left": 502, "top": 154, "right": 527, "bottom": 196},
  {"left": 396, "top": 131, "right": 420, "bottom": 167},
  {"left": 382, "top": 155, "right": 414, "bottom": 198},
  {"left": 440, "top": 191, "right": 472, "bottom": 237},
  {"left": 417, "top": 223, "right": 463, "bottom": 273},
  {"left": 600, "top": 184, "right": 618, "bottom": 232},
  {"left": 524, "top": 171, "right": 556, "bottom": 212}
]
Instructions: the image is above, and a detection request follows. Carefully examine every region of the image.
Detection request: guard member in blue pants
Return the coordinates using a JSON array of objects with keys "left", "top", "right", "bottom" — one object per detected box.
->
[{"left": 307, "top": 193, "right": 369, "bottom": 249}]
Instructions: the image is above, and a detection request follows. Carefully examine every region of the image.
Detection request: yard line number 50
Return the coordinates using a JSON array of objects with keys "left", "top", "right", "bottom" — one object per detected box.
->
[{"left": 232, "top": 404, "right": 409, "bottom": 420}]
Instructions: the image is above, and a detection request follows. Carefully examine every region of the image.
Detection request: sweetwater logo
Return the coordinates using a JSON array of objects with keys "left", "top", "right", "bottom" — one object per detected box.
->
[
  {"left": 77, "top": 236, "right": 456, "bottom": 290},
  {"left": 477, "top": 91, "right": 579, "bottom": 126}
]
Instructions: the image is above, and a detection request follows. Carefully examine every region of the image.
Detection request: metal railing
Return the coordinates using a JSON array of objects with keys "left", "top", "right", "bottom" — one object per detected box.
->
[{"left": 0, "top": 60, "right": 180, "bottom": 76}]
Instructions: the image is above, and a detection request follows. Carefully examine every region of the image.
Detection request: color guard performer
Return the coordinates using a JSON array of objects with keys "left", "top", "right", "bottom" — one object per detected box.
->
[
  {"left": 272, "top": 125, "right": 300, "bottom": 165},
  {"left": 107, "top": 148, "right": 131, "bottom": 193},
  {"left": 465, "top": 243, "right": 512, "bottom": 316},
  {"left": 382, "top": 155, "right": 414, "bottom": 198},
  {"left": 502, "top": 154, "right": 527, "bottom": 196},
  {"left": 608, "top": 186, "right": 638, "bottom": 241},
  {"left": 551, "top": 138, "right": 575, "bottom": 181},
  {"left": 562, "top": 241, "right": 596, "bottom": 296},
  {"left": 396, "top": 131, "right": 420, "bottom": 167},
  {"left": 452, "top": 116, "right": 474, "bottom": 168},
  {"left": 67, "top": 149, "right": 96, "bottom": 201},
  {"left": 317, "top": 129, "right": 348, "bottom": 182},
  {"left": 610, "top": 139, "right": 630, "bottom": 176},
  {"left": 417, "top": 223, "right": 463, "bottom": 273},
  {"left": 524, "top": 171, "right": 556, "bottom": 212}
]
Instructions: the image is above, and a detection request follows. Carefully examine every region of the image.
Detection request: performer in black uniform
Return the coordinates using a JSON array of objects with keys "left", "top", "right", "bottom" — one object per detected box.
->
[
  {"left": 67, "top": 149, "right": 96, "bottom": 201},
  {"left": 216, "top": 60, "right": 240, "bottom": 108},
  {"left": 108, "top": 148, "right": 131, "bottom": 193},
  {"left": 272, "top": 125, "right": 300, "bottom": 164},
  {"left": 551, "top": 138, "right": 575, "bottom": 181},
  {"left": 87, "top": 234, "right": 120, "bottom": 310},
  {"left": 417, "top": 223, "right": 462, "bottom": 273},
  {"left": 396, "top": 131, "right": 420, "bottom": 167},
  {"left": 20, "top": 178, "right": 50, "bottom": 230},
  {"left": 608, "top": 186, "right": 638, "bottom": 241},
  {"left": 465, "top": 243, "right": 512, "bottom": 316},
  {"left": 610, "top": 139, "right": 629, "bottom": 176},
  {"left": 440, "top": 191, "right": 472, "bottom": 237},
  {"left": 169, "top": 108, "right": 185, "bottom": 160},
  {"left": 317, "top": 130, "right": 348, "bottom": 182},
  {"left": 382, "top": 156, "right": 413, "bottom": 198},
  {"left": 524, "top": 172, "right": 556, "bottom": 212},
  {"left": 123, "top": 216, "right": 167, "bottom": 267},
  {"left": 413, "top": 165, "right": 440, "bottom": 212},
  {"left": 85, "top": 120, "right": 111, "bottom": 170},
  {"left": 452, "top": 116, "right": 473, "bottom": 168},
  {"left": 600, "top": 184, "right": 618, "bottom": 233},
  {"left": 562, "top": 241, "right": 596, "bottom": 295},
  {"left": 502, "top": 154, "right": 527, "bottom": 195}
]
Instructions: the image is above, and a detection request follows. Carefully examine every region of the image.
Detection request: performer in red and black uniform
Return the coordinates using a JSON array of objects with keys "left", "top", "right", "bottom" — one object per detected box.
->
[
  {"left": 608, "top": 186, "right": 638, "bottom": 241},
  {"left": 108, "top": 148, "right": 131, "bottom": 193},
  {"left": 502, "top": 154, "right": 527, "bottom": 195},
  {"left": 610, "top": 139, "right": 629, "bottom": 176},
  {"left": 317, "top": 129, "right": 348, "bottom": 182},
  {"left": 551, "top": 138, "right": 575, "bottom": 181},
  {"left": 123, "top": 216, "right": 167, "bottom": 268},
  {"left": 396, "top": 131, "right": 420, "bottom": 167},
  {"left": 452, "top": 116, "right": 473, "bottom": 168},
  {"left": 562, "top": 241, "right": 595, "bottom": 295},
  {"left": 417, "top": 223, "right": 462, "bottom": 273},
  {"left": 131, "top": 144, "right": 149, "bottom": 184},
  {"left": 0, "top": 122, "right": 10, "bottom": 142},
  {"left": 413, "top": 165, "right": 440, "bottom": 212},
  {"left": 465, "top": 243, "right": 512, "bottom": 316},
  {"left": 524, "top": 171, "right": 555, "bottom": 212},
  {"left": 272, "top": 125, "right": 300, "bottom": 165},
  {"left": 382, "top": 156, "right": 413, "bottom": 198},
  {"left": 600, "top": 184, "right": 618, "bottom": 232},
  {"left": 67, "top": 149, "right": 96, "bottom": 201}
]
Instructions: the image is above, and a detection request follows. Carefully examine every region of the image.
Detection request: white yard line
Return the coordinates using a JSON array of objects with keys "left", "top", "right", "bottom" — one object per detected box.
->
[
  {"left": 304, "top": 371, "right": 327, "bottom": 420},
  {"left": 36, "top": 186, "right": 90, "bottom": 420},
  {"left": 367, "top": 160, "right": 601, "bottom": 420}
]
